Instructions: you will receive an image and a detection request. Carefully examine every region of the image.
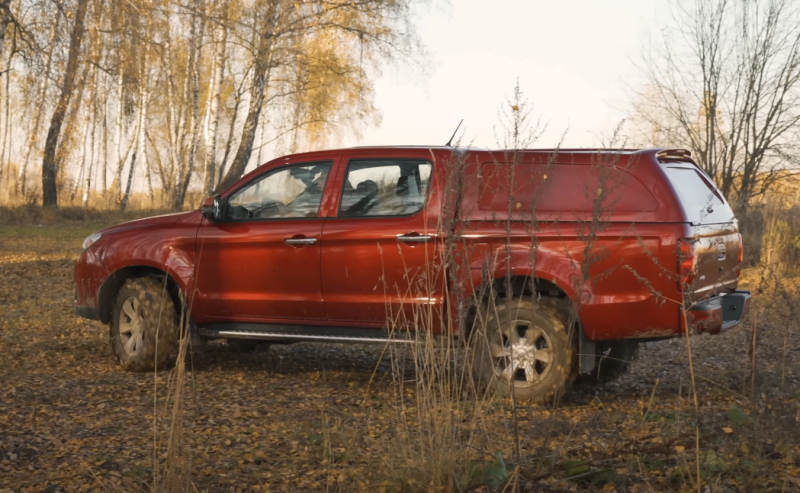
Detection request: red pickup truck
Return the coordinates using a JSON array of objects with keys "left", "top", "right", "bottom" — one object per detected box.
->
[{"left": 74, "top": 146, "right": 750, "bottom": 401}]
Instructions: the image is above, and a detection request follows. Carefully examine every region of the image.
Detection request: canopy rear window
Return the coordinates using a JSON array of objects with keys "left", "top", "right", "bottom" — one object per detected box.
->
[{"left": 664, "top": 166, "right": 734, "bottom": 225}]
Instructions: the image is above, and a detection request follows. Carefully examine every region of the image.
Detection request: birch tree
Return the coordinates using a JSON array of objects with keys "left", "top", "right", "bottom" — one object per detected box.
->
[
  {"left": 203, "top": 1, "right": 227, "bottom": 195},
  {"left": 628, "top": 0, "right": 800, "bottom": 209},
  {"left": 216, "top": 0, "right": 418, "bottom": 192},
  {"left": 173, "top": 0, "right": 204, "bottom": 209},
  {"left": 3, "top": 0, "right": 423, "bottom": 209},
  {"left": 18, "top": 7, "right": 58, "bottom": 197},
  {"left": 41, "top": 0, "right": 90, "bottom": 208}
]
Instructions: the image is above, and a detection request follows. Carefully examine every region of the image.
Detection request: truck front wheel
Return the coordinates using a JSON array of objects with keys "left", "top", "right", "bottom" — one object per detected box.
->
[
  {"left": 110, "top": 278, "right": 179, "bottom": 372},
  {"left": 474, "top": 298, "right": 576, "bottom": 403}
]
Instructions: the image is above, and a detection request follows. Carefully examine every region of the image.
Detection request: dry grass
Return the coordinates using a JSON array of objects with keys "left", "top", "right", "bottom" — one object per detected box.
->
[{"left": 0, "top": 203, "right": 176, "bottom": 227}]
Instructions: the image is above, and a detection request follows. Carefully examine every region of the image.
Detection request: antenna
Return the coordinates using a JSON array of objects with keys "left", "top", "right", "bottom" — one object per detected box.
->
[{"left": 444, "top": 119, "right": 463, "bottom": 147}]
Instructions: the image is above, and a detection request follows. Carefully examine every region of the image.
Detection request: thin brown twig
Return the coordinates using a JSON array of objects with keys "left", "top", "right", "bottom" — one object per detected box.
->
[
  {"left": 680, "top": 306, "right": 702, "bottom": 493},
  {"left": 641, "top": 378, "right": 660, "bottom": 426}
]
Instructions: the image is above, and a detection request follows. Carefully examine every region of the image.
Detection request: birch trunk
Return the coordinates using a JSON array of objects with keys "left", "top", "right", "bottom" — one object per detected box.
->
[
  {"left": 0, "top": 35, "right": 8, "bottom": 77},
  {"left": 141, "top": 69, "right": 153, "bottom": 202},
  {"left": 54, "top": 57, "right": 90, "bottom": 171},
  {"left": 120, "top": 63, "right": 149, "bottom": 210},
  {"left": 71, "top": 108, "right": 90, "bottom": 202},
  {"left": 101, "top": 96, "right": 108, "bottom": 193},
  {"left": 174, "top": 0, "right": 204, "bottom": 209},
  {"left": 218, "top": 89, "right": 243, "bottom": 187},
  {"left": 164, "top": 31, "right": 182, "bottom": 202},
  {"left": 172, "top": 24, "right": 191, "bottom": 208},
  {"left": 83, "top": 108, "right": 96, "bottom": 205},
  {"left": 258, "top": 110, "right": 268, "bottom": 165},
  {"left": 216, "top": 2, "right": 280, "bottom": 192},
  {"left": 20, "top": 15, "right": 59, "bottom": 196},
  {"left": 216, "top": 73, "right": 266, "bottom": 192},
  {"left": 147, "top": 130, "right": 167, "bottom": 204},
  {"left": 3, "top": 30, "right": 12, "bottom": 177},
  {"left": 120, "top": 87, "right": 146, "bottom": 210},
  {"left": 0, "top": 36, "right": 10, "bottom": 188},
  {"left": 83, "top": 66, "right": 98, "bottom": 206},
  {"left": 0, "top": 1, "right": 12, "bottom": 65},
  {"left": 41, "top": 0, "right": 90, "bottom": 207},
  {"left": 203, "top": 22, "right": 226, "bottom": 195},
  {"left": 113, "top": 65, "right": 124, "bottom": 201},
  {"left": 143, "top": 138, "right": 154, "bottom": 202},
  {"left": 119, "top": 146, "right": 136, "bottom": 212}
]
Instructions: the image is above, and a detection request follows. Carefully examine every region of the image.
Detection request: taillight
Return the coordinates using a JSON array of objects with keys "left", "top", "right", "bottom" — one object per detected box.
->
[
  {"left": 737, "top": 233, "right": 743, "bottom": 264},
  {"left": 736, "top": 233, "right": 743, "bottom": 278},
  {"left": 678, "top": 238, "right": 696, "bottom": 291}
]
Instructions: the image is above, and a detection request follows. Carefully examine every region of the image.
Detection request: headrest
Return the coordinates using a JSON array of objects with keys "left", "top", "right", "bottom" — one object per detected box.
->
[
  {"left": 356, "top": 180, "right": 378, "bottom": 196},
  {"left": 396, "top": 176, "right": 409, "bottom": 197}
]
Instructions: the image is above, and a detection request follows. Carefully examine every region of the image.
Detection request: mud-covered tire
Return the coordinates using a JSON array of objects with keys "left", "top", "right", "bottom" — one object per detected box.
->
[
  {"left": 473, "top": 298, "right": 576, "bottom": 403},
  {"left": 110, "top": 278, "right": 179, "bottom": 372},
  {"left": 581, "top": 341, "right": 639, "bottom": 383}
]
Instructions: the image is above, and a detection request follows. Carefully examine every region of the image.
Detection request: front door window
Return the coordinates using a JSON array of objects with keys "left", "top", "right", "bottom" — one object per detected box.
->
[{"left": 226, "top": 163, "right": 331, "bottom": 221}]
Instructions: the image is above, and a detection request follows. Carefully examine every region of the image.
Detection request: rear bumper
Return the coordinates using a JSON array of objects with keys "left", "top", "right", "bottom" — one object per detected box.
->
[{"left": 687, "top": 290, "right": 751, "bottom": 334}]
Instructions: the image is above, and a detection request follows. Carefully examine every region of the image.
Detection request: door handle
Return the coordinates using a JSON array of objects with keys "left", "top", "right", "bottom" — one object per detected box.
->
[
  {"left": 285, "top": 237, "right": 318, "bottom": 246},
  {"left": 397, "top": 234, "right": 432, "bottom": 244}
]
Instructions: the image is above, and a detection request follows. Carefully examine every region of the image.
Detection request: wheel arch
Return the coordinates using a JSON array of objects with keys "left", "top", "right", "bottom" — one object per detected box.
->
[
  {"left": 97, "top": 265, "right": 183, "bottom": 324},
  {"left": 459, "top": 272, "right": 574, "bottom": 337},
  {"left": 458, "top": 243, "right": 587, "bottom": 305},
  {"left": 490, "top": 274, "right": 569, "bottom": 300},
  {"left": 455, "top": 245, "right": 587, "bottom": 340}
]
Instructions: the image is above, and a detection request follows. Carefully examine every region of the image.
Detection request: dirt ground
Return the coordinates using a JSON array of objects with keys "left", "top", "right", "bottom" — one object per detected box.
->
[{"left": 1, "top": 223, "right": 799, "bottom": 492}]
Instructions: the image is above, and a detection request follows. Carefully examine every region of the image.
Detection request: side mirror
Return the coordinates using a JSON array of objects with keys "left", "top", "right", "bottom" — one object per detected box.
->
[{"left": 201, "top": 195, "right": 222, "bottom": 222}]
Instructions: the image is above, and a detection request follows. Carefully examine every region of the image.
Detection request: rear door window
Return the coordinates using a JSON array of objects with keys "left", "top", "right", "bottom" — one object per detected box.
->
[
  {"left": 338, "top": 160, "right": 432, "bottom": 217},
  {"left": 664, "top": 166, "right": 734, "bottom": 225}
]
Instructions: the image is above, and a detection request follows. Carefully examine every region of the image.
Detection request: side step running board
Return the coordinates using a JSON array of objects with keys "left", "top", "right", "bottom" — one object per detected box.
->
[{"left": 197, "top": 323, "right": 417, "bottom": 344}]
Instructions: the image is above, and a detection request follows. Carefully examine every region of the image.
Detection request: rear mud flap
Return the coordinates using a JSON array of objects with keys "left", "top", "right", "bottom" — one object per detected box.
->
[{"left": 579, "top": 325, "right": 596, "bottom": 374}]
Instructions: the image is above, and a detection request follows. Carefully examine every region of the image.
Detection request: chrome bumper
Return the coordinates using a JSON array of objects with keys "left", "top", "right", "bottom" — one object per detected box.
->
[{"left": 687, "top": 290, "right": 752, "bottom": 334}]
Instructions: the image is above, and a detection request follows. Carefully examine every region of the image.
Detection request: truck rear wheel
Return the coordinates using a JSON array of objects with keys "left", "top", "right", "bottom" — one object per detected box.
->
[
  {"left": 110, "top": 278, "right": 179, "bottom": 372},
  {"left": 474, "top": 298, "right": 576, "bottom": 403}
]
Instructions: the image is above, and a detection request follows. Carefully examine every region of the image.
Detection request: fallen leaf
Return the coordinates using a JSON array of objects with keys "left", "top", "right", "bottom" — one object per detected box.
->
[{"left": 729, "top": 406, "right": 752, "bottom": 425}]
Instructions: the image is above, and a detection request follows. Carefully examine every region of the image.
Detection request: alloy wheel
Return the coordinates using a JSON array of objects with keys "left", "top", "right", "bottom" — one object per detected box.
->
[
  {"left": 118, "top": 296, "right": 145, "bottom": 356},
  {"left": 488, "top": 318, "right": 554, "bottom": 387}
]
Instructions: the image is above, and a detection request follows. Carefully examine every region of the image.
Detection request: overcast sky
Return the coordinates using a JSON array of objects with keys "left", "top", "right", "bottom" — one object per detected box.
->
[{"left": 334, "top": 0, "right": 671, "bottom": 150}]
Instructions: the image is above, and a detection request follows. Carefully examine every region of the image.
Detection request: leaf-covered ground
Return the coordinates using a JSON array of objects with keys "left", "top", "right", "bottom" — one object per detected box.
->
[{"left": 1, "top": 223, "right": 799, "bottom": 492}]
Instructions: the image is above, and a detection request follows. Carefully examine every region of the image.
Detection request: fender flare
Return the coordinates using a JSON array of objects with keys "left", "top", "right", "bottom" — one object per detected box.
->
[
  {"left": 457, "top": 243, "right": 590, "bottom": 304},
  {"left": 96, "top": 253, "right": 192, "bottom": 324}
]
